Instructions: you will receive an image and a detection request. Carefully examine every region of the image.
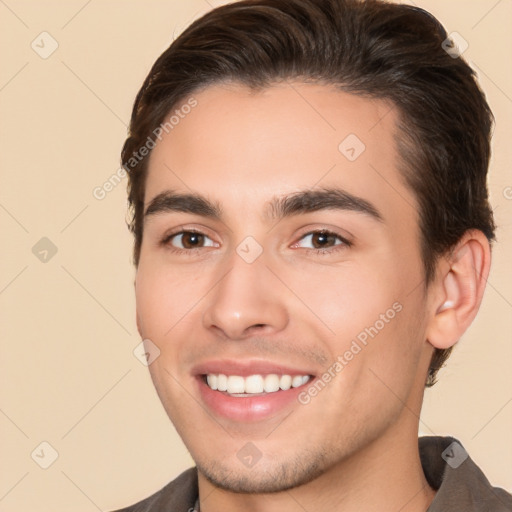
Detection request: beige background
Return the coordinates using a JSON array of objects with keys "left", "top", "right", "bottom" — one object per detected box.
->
[{"left": 0, "top": 1, "right": 510, "bottom": 510}]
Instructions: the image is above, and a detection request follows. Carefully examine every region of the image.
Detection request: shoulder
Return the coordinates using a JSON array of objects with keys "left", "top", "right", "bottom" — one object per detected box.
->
[
  {"left": 110, "top": 467, "right": 198, "bottom": 512},
  {"left": 420, "top": 436, "right": 512, "bottom": 511}
]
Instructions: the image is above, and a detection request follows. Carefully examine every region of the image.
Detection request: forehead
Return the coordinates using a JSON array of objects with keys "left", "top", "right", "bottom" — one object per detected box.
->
[{"left": 145, "top": 82, "right": 417, "bottom": 226}]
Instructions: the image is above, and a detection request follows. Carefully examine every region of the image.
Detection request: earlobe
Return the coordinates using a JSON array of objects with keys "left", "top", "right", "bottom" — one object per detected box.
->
[
  {"left": 426, "top": 230, "right": 491, "bottom": 350},
  {"left": 428, "top": 271, "right": 460, "bottom": 350}
]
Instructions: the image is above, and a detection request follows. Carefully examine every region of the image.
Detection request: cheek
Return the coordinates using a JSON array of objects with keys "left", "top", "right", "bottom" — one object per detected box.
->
[
  {"left": 135, "top": 260, "right": 205, "bottom": 340},
  {"left": 341, "top": 292, "right": 427, "bottom": 406},
  {"left": 135, "top": 261, "right": 207, "bottom": 416},
  {"left": 283, "top": 261, "right": 398, "bottom": 342},
  {"left": 289, "top": 260, "right": 424, "bottom": 387}
]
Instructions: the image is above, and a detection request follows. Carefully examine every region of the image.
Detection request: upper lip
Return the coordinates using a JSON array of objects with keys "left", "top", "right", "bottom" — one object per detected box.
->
[{"left": 192, "top": 359, "right": 315, "bottom": 377}]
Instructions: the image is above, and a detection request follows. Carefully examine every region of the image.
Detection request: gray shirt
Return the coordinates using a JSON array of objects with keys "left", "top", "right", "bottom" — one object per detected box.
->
[{"left": 112, "top": 436, "right": 512, "bottom": 511}]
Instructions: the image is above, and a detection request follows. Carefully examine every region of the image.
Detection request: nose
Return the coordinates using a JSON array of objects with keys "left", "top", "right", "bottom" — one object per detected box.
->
[{"left": 202, "top": 250, "right": 289, "bottom": 340}]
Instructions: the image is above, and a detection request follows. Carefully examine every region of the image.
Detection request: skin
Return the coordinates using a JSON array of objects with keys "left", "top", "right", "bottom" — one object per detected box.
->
[{"left": 135, "top": 82, "right": 491, "bottom": 512}]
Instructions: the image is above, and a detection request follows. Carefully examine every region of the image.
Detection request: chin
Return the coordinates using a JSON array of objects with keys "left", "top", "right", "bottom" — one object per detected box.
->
[{"left": 196, "top": 450, "right": 331, "bottom": 494}]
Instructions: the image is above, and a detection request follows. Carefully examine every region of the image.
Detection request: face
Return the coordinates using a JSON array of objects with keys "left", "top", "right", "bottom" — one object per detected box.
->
[{"left": 135, "top": 82, "right": 434, "bottom": 493}]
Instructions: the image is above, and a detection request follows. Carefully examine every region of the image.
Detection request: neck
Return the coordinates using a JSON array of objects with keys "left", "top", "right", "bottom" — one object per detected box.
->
[{"left": 197, "top": 413, "right": 436, "bottom": 512}]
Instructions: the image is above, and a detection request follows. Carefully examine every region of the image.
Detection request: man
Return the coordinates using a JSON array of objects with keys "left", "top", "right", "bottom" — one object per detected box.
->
[{"left": 114, "top": 0, "right": 512, "bottom": 510}]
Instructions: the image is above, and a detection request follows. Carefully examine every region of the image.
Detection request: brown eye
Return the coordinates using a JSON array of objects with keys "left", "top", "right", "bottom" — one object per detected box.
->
[
  {"left": 169, "top": 231, "right": 216, "bottom": 249},
  {"left": 311, "top": 232, "right": 338, "bottom": 248},
  {"left": 296, "top": 231, "right": 346, "bottom": 250},
  {"left": 181, "top": 232, "right": 204, "bottom": 248}
]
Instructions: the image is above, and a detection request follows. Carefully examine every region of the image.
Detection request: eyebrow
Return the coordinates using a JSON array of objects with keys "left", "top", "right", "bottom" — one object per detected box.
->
[
  {"left": 145, "top": 191, "right": 222, "bottom": 220},
  {"left": 267, "top": 188, "right": 383, "bottom": 222},
  {"left": 144, "top": 188, "right": 383, "bottom": 223}
]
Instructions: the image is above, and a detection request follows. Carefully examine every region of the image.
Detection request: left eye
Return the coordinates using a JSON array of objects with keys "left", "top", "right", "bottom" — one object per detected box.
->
[{"left": 295, "top": 231, "right": 346, "bottom": 249}]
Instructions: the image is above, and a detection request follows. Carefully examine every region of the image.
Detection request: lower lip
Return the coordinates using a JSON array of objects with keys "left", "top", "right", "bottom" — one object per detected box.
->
[{"left": 197, "top": 376, "right": 312, "bottom": 422}]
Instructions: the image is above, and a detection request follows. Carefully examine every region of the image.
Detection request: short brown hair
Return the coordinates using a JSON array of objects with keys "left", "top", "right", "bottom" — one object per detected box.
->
[{"left": 121, "top": 0, "right": 495, "bottom": 387}]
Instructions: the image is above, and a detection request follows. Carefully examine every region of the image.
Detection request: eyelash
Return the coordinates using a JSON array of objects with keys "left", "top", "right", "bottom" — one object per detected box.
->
[
  {"left": 160, "top": 229, "right": 213, "bottom": 253},
  {"left": 294, "top": 230, "right": 352, "bottom": 255},
  {"left": 160, "top": 229, "right": 352, "bottom": 256}
]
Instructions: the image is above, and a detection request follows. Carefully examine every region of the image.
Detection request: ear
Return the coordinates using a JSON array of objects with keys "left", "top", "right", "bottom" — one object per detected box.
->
[{"left": 426, "top": 229, "right": 492, "bottom": 350}]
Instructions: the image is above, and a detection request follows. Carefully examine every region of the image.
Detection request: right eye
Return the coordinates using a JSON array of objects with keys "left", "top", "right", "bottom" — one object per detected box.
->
[{"left": 163, "top": 230, "right": 218, "bottom": 251}]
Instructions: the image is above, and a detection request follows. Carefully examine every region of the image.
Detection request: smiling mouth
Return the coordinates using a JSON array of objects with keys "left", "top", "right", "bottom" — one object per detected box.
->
[{"left": 202, "top": 373, "right": 312, "bottom": 396}]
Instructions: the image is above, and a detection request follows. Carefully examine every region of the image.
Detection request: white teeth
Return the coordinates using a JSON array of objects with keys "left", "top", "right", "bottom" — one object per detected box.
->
[
  {"left": 205, "top": 373, "right": 311, "bottom": 394},
  {"left": 245, "top": 374, "right": 264, "bottom": 394},
  {"left": 280, "top": 374, "right": 292, "bottom": 390},
  {"left": 227, "top": 375, "right": 245, "bottom": 394},
  {"left": 291, "top": 375, "right": 304, "bottom": 388},
  {"left": 264, "top": 374, "right": 280, "bottom": 392},
  {"left": 206, "top": 374, "right": 218, "bottom": 390},
  {"left": 217, "top": 374, "right": 228, "bottom": 392}
]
